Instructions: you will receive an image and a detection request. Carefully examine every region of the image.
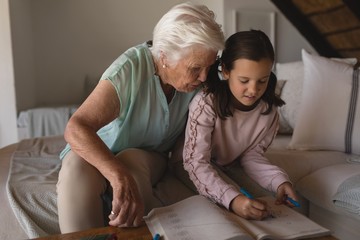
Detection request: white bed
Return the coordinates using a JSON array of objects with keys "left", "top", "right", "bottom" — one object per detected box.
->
[
  {"left": 0, "top": 135, "right": 194, "bottom": 239},
  {"left": 17, "top": 105, "right": 78, "bottom": 140},
  {"left": 0, "top": 142, "right": 30, "bottom": 240},
  {"left": 0, "top": 136, "right": 65, "bottom": 239},
  {"left": 1, "top": 134, "right": 359, "bottom": 239}
]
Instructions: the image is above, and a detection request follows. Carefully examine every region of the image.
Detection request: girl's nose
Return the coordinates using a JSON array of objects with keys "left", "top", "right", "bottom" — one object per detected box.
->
[{"left": 248, "top": 82, "right": 258, "bottom": 94}]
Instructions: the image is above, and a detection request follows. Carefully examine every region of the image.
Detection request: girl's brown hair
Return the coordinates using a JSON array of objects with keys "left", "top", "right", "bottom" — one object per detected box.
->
[{"left": 205, "top": 30, "right": 285, "bottom": 119}]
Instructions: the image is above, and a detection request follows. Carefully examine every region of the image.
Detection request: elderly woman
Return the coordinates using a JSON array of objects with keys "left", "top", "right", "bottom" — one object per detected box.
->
[{"left": 56, "top": 2, "right": 224, "bottom": 233}]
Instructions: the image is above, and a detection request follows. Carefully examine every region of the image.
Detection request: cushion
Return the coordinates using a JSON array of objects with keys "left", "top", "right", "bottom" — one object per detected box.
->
[
  {"left": 333, "top": 174, "right": 360, "bottom": 215},
  {"left": 275, "top": 61, "right": 304, "bottom": 134},
  {"left": 296, "top": 163, "right": 360, "bottom": 215},
  {"left": 274, "top": 79, "right": 291, "bottom": 134},
  {"left": 288, "top": 49, "right": 360, "bottom": 155},
  {"left": 275, "top": 57, "right": 357, "bottom": 135}
]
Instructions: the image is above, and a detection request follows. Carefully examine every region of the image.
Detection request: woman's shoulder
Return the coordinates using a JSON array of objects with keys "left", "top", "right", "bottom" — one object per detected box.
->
[
  {"left": 101, "top": 42, "right": 154, "bottom": 80},
  {"left": 113, "top": 42, "right": 151, "bottom": 67}
]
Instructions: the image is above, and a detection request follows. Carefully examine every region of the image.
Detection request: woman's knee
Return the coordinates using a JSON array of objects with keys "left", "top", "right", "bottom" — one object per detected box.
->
[
  {"left": 57, "top": 151, "right": 106, "bottom": 195},
  {"left": 115, "top": 148, "right": 167, "bottom": 185}
]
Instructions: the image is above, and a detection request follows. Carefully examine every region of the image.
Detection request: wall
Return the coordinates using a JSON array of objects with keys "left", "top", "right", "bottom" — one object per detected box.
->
[
  {"left": 11, "top": 0, "right": 207, "bottom": 112},
  {"left": 4, "top": 0, "right": 316, "bottom": 146},
  {"left": 0, "top": 0, "right": 18, "bottom": 147},
  {"left": 224, "top": 0, "right": 316, "bottom": 63}
]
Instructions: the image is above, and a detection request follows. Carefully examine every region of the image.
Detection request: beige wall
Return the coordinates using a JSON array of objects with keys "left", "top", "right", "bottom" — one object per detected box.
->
[
  {"left": 224, "top": 0, "right": 315, "bottom": 62},
  {"left": 10, "top": 0, "right": 314, "bottom": 113},
  {"left": 11, "top": 0, "right": 212, "bottom": 112},
  {"left": 0, "top": 0, "right": 18, "bottom": 147},
  {"left": 3, "top": 0, "right": 314, "bottom": 146}
]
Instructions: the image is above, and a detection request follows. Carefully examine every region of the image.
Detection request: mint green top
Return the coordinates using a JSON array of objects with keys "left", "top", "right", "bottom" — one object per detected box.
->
[{"left": 60, "top": 42, "right": 198, "bottom": 159}]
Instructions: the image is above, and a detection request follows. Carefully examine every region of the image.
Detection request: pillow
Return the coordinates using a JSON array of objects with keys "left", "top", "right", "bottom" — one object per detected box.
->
[
  {"left": 274, "top": 79, "right": 292, "bottom": 134},
  {"left": 296, "top": 163, "right": 360, "bottom": 215},
  {"left": 333, "top": 174, "right": 360, "bottom": 215},
  {"left": 275, "top": 61, "right": 304, "bottom": 134},
  {"left": 275, "top": 79, "right": 286, "bottom": 96},
  {"left": 275, "top": 57, "right": 357, "bottom": 134},
  {"left": 288, "top": 49, "right": 360, "bottom": 154}
]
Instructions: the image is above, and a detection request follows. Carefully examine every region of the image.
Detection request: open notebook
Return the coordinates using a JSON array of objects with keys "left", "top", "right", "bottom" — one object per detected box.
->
[{"left": 144, "top": 195, "right": 331, "bottom": 240}]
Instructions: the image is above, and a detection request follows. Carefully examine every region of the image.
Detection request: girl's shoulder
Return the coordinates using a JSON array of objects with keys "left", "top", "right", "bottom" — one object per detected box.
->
[{"left": 192, "top": 89, "right": 215, "bottom": 105}]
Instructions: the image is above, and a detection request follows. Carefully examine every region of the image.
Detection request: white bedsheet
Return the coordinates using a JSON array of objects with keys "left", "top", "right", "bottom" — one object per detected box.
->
[
  {"left": 6, "top": 136, "right": 66, "bottom": 238},
  {"left": 3, "top": 135, "right": 194, "bottom": 238},
  {"left": 17, "top": 106, "right": 78, "bottom": 139},
  {"left": 0, "top": 143, "right": 27, "bottom": 240}
]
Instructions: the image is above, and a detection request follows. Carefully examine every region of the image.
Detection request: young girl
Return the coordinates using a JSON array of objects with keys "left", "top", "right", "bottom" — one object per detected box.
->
[{"left": 176, "top": 30, "right": 298, "bottom": 220}]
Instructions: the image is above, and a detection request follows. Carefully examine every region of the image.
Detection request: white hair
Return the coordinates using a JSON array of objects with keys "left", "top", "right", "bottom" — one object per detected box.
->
[{"left": 150, "top": 2, "right": 224, "bottom": 65}]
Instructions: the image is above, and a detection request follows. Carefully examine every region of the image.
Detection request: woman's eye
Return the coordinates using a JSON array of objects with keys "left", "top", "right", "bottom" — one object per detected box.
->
[{"left": 190, "top": 67, "right": 201, "bottom": 74}]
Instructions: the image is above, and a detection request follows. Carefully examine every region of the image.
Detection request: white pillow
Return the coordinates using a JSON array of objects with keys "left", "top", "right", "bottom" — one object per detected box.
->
[
  {"left": 288, "top": 49, "right": 360, "bottom": 154},
  {"left": 296, "top": 164, "right": 360, "bottom": 214},
  {"left": 275, "top": 57, "right": 357, "bottom": 134},
  {"left": 276, "top": 61, "right": 304, "bottom": 134}
]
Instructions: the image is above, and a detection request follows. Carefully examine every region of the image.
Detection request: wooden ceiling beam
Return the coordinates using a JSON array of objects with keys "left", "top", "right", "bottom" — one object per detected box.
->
[
  {"left": 270, "top": 0, "right": 340, "bottom": 57},
  {"left": 344, "top": 0, "right": 360, "bottom": 19}
]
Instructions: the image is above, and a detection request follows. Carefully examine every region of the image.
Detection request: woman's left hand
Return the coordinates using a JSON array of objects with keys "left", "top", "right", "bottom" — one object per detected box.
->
[{"left": 105, "top": 162, "right": 145, "bottom": 228}]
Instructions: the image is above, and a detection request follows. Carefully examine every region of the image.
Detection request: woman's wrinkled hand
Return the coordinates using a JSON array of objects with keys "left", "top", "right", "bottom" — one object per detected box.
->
[{"left": 106, "top": 165, "right": 145, "bottom": 228}]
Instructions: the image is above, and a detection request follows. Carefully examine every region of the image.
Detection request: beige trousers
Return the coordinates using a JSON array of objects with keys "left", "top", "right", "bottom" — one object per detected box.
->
[{"left": 57, "top": 149, "right": 167, "bottom": 233}]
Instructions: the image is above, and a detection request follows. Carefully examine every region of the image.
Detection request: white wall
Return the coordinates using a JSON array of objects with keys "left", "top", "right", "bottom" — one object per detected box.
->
[
  {"left": 10, "top": 0, "right": 36, "bottom": 112},
  {"left": 0, "top": 0, "right": 18, "bottom": 147},
  {"left": 10, "top": 0, "right": 316, "bottom": 113},
  {"left": 224, "top": 0, "right": 316, "bottom": 63},
  {"left": 11, "top": 0, "right": 202, "bottom": 112},
  {"left": 4, "top": 0, "right": 316, "bottom": 146}
]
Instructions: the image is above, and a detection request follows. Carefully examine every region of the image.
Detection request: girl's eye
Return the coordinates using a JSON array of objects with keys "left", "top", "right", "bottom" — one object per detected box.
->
[
  {"left": 259, "top": 78, "right": 269, "bottom": 84},
  {"left": 240, "top": 79, "right": 249, "bottom": 84}
]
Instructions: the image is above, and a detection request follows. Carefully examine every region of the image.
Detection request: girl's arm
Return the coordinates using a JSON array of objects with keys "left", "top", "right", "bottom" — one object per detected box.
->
[
  {"left": 241, "top": 111, "right": 292, "bottom": 194},
  {"left": 183, "top": 94, "right": 239, "bottom": 209}
]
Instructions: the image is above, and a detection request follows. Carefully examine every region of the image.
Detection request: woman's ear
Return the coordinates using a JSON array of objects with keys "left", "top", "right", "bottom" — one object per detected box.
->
[{"left": 160, "top": 51, "right": 168, "bottom": 68}]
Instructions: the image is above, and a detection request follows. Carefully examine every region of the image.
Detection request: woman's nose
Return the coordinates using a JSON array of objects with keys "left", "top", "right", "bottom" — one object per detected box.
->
[{"left": 198, "top": 68, "right": 208, "bottom": 82}]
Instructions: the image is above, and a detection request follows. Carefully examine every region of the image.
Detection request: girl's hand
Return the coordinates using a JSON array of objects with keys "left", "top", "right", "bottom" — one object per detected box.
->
[
  {"left": 275, "top": 182, "right": 298, "bottom": 207},
  {"left": 230, "top": 195, "right": 270, "bottom": 220}
]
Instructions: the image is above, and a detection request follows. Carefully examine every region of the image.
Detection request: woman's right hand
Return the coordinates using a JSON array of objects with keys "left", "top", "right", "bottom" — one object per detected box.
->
[
  {"left": 107, "top": 163, "right": 145, "bottom": 227},
  {"left": 230, "top": 195, "right": 270, "bottom": 220}
]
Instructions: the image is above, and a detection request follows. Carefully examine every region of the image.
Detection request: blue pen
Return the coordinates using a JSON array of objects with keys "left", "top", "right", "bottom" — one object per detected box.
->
[
  {"left": 153, "top": 233, "right": 161, "bottom": 240},
  {"left": 240, "top": 188, "right": 254, "bottom": 199},
  {"left": 287, "top": 196, "right": 300, "bottom": 208}
]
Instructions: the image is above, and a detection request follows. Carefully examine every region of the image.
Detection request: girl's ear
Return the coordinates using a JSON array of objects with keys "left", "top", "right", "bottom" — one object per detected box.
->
[{"left": 222, "top": 65, "right": 230, "bottom": 80}]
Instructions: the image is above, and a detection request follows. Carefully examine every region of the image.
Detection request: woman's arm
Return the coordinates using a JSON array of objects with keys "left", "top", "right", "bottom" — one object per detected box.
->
[
  {"left": 64, "top": 80, "right": 144, "bottom": 227},
  {"left": 65, "top": 80, "right": 119, "bottom": 171}
]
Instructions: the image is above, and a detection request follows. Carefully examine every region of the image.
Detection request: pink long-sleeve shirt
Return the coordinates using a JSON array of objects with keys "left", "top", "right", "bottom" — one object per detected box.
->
[{"left": 183, "top": 91, "right": 290, "bottom": 209}]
